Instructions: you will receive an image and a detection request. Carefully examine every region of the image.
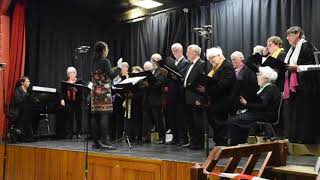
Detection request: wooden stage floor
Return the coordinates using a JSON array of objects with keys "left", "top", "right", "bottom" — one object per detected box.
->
[{"left": 0, "top": 139, "right": 318, "bottom": 180}]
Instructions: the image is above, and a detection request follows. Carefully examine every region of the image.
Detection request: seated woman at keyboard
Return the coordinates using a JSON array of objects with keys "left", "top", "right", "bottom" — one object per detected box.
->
[{"left": 9, "top": 76, "right": 34, "bottom": 142}]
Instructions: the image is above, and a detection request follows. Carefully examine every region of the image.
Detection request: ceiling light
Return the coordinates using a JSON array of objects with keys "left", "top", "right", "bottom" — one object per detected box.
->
[{"left": 132, "top": 0, "right": 163, "bottom": 9}]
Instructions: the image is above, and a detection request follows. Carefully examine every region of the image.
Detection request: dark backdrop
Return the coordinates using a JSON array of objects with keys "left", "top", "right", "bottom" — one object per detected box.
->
[{"left": 26, "top": 0, "right": 320, "bottom": 89}]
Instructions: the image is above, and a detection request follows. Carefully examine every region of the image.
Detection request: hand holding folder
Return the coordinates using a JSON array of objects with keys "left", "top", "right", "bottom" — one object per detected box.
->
[{"left": 261, "top": 56, "right": 287, "bottom": 71}]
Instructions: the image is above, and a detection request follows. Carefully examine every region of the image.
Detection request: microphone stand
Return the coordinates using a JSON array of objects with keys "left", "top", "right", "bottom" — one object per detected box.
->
[
  {"left": 75, "top": 46, "right": 90, "bottom": 180},
  {"left": 194, "top": 25, "right": 213, "bottom": 156},
  {"left": 1, "top": 65, "right": 8, "bottom": 180}
]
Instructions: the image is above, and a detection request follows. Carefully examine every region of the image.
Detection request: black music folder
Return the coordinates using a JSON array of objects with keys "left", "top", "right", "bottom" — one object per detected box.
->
[
  {"left": 158, "top": 58, "right": 183, "bottom": 78},
  {"left": 186, "top": 73, "right": 218, "bottom": 93},
  {"left": 129, "top": 70, "right": 157, "bottom": 83},
  {"left": 61, "top": 80, "right": 91, "bottom": 100},
  {"left": 261, "top": 56, "right": 287, "bottom": 71}
]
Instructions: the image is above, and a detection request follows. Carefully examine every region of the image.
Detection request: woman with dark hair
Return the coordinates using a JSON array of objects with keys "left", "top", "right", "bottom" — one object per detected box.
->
[
  {"left": 91, "top": 41, "right": 122, "bottom": 149},
  {"left": 9, "top": 76, "right": 34, "bottom": 141},
  {"left": 283, "top": 26, "right": 320, "bottom": 144}
]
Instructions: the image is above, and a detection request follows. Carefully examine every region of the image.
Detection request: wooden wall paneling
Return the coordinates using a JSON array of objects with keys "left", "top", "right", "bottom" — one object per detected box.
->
[
  {"left": 176, "top": 162, "right": 194, "bottom": 180},
  {"left": 120, "top": 159, "right": 161, "bottom": 180},
  {"left": 162, "top": 161, "right": 177, "bottom": 180},
  {"left": 65, "top": 150, "right": 85, "bottom": 180},
  {"left": 88, "top": 154, "right": 122, "bottom": 180},
  {"left": 34, "top": 148, "right": 85, "bottom": 180},
  {"left": 88, "top": 153, "right": 162, "bottom": 180},
  {"left": 5, "top": 145, "right": 36, "bottom": 180}
]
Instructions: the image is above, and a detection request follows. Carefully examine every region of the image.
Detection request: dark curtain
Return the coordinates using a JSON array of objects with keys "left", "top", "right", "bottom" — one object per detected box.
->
[
  {"left": 25, "top": 0, "right": 320, "bottom": 89},
  {"left": 124, "top": 0, "right": 320, "bottom": 63},
  {"left": 25, "top": 0, "right": 127, "bottom": 88}
]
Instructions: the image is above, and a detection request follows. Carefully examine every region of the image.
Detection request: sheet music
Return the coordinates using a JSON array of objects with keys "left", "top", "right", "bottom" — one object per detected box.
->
[
  {"left": 32, "top": 86, "right": 56, "bottom": 93},
  {"left": 88, "top": 82, "right": 93, "bottom": 90},
  {"left": 118, "top": 76, "right": 146, "bottom": 85}
]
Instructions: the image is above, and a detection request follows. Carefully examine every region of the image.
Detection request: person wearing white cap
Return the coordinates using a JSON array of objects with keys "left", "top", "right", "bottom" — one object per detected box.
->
[
  {"left": 60, "top": 66, "right": 82, "bottom": 139},
  {"left": 228, "top": 66, "right": 281, "bottom": 146},
  {"left": 197, "top": 47, "right": 236, "bottom": 146}
]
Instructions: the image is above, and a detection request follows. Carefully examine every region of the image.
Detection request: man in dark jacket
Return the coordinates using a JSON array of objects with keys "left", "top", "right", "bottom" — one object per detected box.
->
[
  {"left": 183, "top": 44, "right": 205, "bottom": 149},
  {"left": 166, "top": 43, "right": 190, "bottom": 145},
  {"left": 230, "top": 51, "right": 259, "bottom": 113}
]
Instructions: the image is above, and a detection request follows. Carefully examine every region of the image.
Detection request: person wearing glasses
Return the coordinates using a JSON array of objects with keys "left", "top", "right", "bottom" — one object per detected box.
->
[
  {"left": 228, "top": 66, "right": 281, "bottom": 146},
  {"left": 283, "top": 26, "right": 320, "bottom": 144}
]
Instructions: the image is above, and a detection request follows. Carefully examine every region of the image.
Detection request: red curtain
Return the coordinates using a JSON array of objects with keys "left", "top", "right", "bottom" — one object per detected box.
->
[{"left": 1, "top": 0, "right": 26, "bottom": 138}]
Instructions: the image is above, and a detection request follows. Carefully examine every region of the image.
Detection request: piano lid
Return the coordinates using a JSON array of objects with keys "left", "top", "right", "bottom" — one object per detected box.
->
[{"left": 32, "top": 86, "right": 57, "bottom": 93}]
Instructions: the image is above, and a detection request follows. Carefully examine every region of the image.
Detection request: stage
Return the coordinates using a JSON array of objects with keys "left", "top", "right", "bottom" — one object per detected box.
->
[{"left": 0, "top": 139, "right": 317, "bottom": 180}]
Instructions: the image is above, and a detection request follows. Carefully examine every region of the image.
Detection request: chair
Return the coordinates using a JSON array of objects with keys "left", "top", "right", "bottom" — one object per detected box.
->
[
  {"left": 190, "top": 142, "right": 287, "bottom": 180},
  {"left": 253, "top": 95, "right": 284, "bottom": 141}
]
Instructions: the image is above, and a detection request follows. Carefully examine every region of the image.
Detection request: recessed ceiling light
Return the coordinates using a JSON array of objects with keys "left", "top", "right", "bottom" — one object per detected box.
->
[{"left": 132, "top": 0, "right": 163, "bottom": 9}]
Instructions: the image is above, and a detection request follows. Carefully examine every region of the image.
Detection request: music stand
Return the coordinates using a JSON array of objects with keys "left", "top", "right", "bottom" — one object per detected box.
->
[
  {"left": 110, "top": 76, "right": 147, "bottom": 149},
  {"left": 60, "top": 80, "right": 90, "bottom": 138}
]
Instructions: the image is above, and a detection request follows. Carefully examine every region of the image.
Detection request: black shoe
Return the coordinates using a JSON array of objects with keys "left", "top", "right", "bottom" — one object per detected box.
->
[
  {"left": 188, "top": 144, "right": 204, "bottom": 150},
  {"left": 23, "top": 138, "right": 35, "bottom": 142},
  {"left": 177, "top": 139, "right": 189, "bottom": 146},
  {"left": 214, "top": 140, "right": 228, "bottom": 146},
  {"left": 181, "top": 143, "right": 191, "bottom": 147},
  {"left": 142, "top": 136, "right": 150, "bottom": 143},
  {"left": 157, "top": 139, "right": 165, "bottom": 144},
  {"left": 66, "top": 134, "right": 73, "bottom": 139},
  {"left": 92, "top": 141, "right": 117, "bottom": 150},
  {"left": 92, "top": 142, "right": 101, "bottom": 149},
  {"left": 99, "top": 141, "right": 116, "bottom": 150}
]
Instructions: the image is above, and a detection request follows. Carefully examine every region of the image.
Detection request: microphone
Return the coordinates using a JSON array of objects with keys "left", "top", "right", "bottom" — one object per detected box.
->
[
  {"left": 75, "top": 45, "right": 90, "bottom": 56},
  {"left": 78, "top": 46, "right": 90, "bottom": 49}
]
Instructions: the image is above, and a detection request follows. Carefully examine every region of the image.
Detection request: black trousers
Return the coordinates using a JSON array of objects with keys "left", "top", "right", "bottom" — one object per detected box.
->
[
  {"left": 65, "top": 107, "right": 82, "bottom": 136},
  {"left": 143, "top": 106, "right": 165, "bottom": 139},
  {"left": 185, "top": 105, "right": 204, "bottom": 146},
  {"left": 91, "top": 113, "right": 110, "bottom": 143},
  {"left": 167, "top": 102, "right": 187, "bottom": 142},
  {"left": 16, "top": 103, "right": 33, "bottom": 139},
  {"left": 228, "top": 111, "right": 267, "bottom": 146},
  {"left": 208, "top": 110, "right": 229, "bottom": 146}
]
